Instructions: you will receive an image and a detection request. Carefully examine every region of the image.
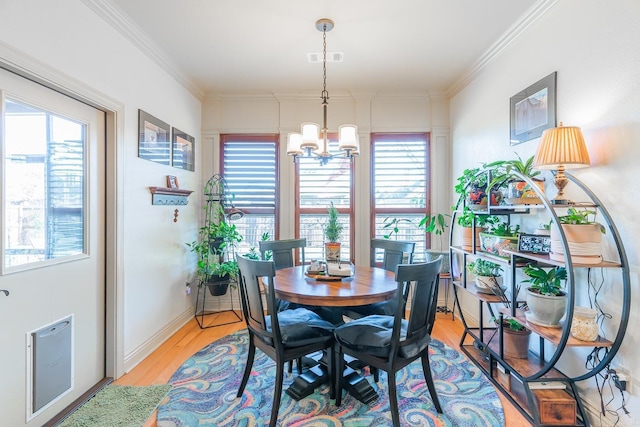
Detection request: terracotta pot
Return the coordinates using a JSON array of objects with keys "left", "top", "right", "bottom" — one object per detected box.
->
[
  {"left": 503, "top": 326, "right": 531, "bottom": 359},
  {"left": 461, "top": 226, "right": 483, "bottom": 252},
  {"left": 550, "top": 224, "right": 602, "bottom": 264},
  {"left": 325, "top": 242, "right": 341, "bottom": 262}
]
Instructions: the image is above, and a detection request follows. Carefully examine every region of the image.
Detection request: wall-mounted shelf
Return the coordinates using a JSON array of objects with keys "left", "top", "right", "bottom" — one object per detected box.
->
[{"left": 149, "top": 187, "right": 194, "bottom": 205}]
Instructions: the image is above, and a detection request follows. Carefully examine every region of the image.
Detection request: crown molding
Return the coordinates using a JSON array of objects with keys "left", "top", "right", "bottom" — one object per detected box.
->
[
  {"left": 81, "top": 0, "right": 205, "bottom": 100},
  {"left": 447, "top": 0, "right": 559, "bottom": 97}
]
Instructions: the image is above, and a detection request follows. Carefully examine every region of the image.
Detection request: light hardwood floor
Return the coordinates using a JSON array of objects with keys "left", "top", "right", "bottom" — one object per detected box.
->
[{"left": 115, "top": 312, "right": 531, "bottom": 426}]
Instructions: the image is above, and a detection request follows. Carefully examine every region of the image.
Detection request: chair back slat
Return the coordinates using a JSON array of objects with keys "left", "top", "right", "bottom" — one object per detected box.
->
[
  {"left": 370, "top": 238, "right": 415, "bottom": 272},
  {"left": 236, "top": 255, "right": 279, "bottom": 342},
  {"left": 259, "top": 238, "right": 306, "bottom": 270},
  {"left": 395, "top": 258, "right": 442, "bottom": 345}
]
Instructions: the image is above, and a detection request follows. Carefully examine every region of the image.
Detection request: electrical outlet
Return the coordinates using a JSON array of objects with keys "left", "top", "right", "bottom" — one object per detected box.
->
[{"left": 610, "top": 368, "right": 632, "bottom": 393}]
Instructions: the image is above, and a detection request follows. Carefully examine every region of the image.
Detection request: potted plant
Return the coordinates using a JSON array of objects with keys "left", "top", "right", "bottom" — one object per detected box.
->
[
  {"left": 187, "top": 207, "right": 243, "bottom": 296},
  {"left": 325, "top": 202, "right": 343, "bottom": 262},
  {"left": 484, "top": 154, "right": 545, "bottom": 205},
  {"left": 468, "top": 259, "right": 503, "bottom": 294},
  {"left": 550, "top": 207, "right": 606, "bottom": 265},
  {"left": 479, "top": 221, "right": 520, "bottom": 258},
  {"left": 420, "top": 212, "right": 451, "bottom": 273},
  {"left": 486, "top": 281, "right": 530, "bottom": 359},
  {"left": 457, "top": 207, "right": 499, "bottom": 252},
  {"left": 455, "top": 167, "right": 490, "bottom": 211},
  {"left": 522, "top": 264, "right": 567, "bottom": 327}
]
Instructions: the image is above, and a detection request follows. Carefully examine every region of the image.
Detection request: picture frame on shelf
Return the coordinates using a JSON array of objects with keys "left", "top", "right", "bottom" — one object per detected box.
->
[
  {"left": 172, "top": 128, "right": 195, "bottom": 171},
  {"left": 138, "top": 109, "right": 171, "bottom": 165},
  {"left": 509, "top": 72, "right": 557, "bottom": 146},
  {"left": 166, "top": 175, "right": 179, "bottom": 189},
  {"left": 518, "top": 233, "right": 551, "bottom": 254}
]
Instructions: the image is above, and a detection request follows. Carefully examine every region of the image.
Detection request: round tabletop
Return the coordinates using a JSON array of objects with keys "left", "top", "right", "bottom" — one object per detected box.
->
[{"left": 273, "top": 265, "right": 398, "bottom": 307}]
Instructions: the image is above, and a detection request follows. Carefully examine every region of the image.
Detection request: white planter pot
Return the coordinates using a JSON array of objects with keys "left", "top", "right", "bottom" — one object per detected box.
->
[
  {"left": 525, "top": 289, "right": 567, "bottom": 327},
  {"left": 550, "top": 224, "right": 602, "bottom": 265},
  {"left": 474, "top": 275, "right": 503, "bottom": 294}
]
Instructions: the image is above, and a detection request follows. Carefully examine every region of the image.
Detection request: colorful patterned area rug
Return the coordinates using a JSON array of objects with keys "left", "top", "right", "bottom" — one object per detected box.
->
[{"left": 157, "top": 329, "right": 504, "bottom": 426}]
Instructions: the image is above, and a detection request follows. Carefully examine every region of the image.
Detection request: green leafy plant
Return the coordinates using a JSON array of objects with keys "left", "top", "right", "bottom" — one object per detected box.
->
[
  {"left": 522, "top": 264, "right": 567, "bottom": 296},
  {"left": 419, "top": 212, "right": 451, "bottom": 250},
  {"left": 382, "top": 217, "right": 414, "bottom": 240},
  {"left": 486, "top": 221, "right": 520, "bottom": 237},
  {"left": 456, "top": 207, "right": 499, "bottom": 228},
  {"left": 484, "top": 153, "right": 542, "bottom": 191},
  {"left": 325, "top": 202, "right": 344, "bottom": 242},
  {"left": 558, "top": 207, "right": 606, "bottom": 233},
  {"left": 454, "top": 167, "right": 489, "bottom": 206},
  {"left": 468, "top": 259, "right": 503, "bottom": 277},
  {"left": 245, "top": 232, "right": 272, "bottom": 260}
]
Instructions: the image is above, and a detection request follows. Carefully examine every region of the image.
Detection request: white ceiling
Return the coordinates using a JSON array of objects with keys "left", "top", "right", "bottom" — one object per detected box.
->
[{"left": 105, "top": 0, "right": 543, "bottom": 98}]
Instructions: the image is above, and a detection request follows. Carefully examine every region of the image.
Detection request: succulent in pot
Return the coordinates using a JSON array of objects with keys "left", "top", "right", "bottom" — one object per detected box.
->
[{"left": 324, "top": 202, "right": 344, "bottom": 262}]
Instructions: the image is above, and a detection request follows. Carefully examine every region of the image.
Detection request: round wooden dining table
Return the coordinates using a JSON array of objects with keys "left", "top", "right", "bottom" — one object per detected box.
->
[{"left": 273, "top": 264, "right": 398, "bottom": 307}]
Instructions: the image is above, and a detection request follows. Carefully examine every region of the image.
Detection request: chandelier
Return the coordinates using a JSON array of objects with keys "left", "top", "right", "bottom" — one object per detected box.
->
[{"left": 286, "top": 18, "right": 360, "bottom": 166}]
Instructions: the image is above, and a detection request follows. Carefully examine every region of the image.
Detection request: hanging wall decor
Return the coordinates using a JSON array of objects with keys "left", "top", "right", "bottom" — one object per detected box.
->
[{"left": 138, "top": 109, "right": 171, "bottom": 165}]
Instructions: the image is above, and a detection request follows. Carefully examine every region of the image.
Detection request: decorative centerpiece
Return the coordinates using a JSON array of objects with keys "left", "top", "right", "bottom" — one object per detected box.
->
[
  {"left": 324, "top": 202, "right": 343, "bottom": 262},
  {"left": 479, "top": 222, "right": 520, "bottom": 258}
]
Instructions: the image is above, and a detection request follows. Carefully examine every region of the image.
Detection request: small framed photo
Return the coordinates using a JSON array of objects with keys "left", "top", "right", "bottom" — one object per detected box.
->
[
  {"left": 166, "top": 175, "right": 179, "bottom": 189},
  {"left": 172, "top": 128, "right": 195, "bottom": 171},
  {"left": 509, "top": 72, "right": 557, "bottom": 145},
  {"left": 138, "top": 110, "right": 171, "bottom": 165}
]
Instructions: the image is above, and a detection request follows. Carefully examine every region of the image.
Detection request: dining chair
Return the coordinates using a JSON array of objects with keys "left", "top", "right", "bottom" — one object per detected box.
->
[
  {"left": 259, "top": 238, "right": 306, "bottom": 270},
  {"left": 333, "top": 258, "right": 443, "bottom": 427},
  {"left": 343, "top": 239, "right": 415, "bottom": 319},
  {"left": 236, "top": 255, "right": 336, "bottom": 427}
]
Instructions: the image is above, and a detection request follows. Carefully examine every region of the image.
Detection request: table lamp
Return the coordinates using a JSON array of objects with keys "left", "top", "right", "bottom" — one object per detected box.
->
[{"left": 533, "top": 122, "right": 590, "bottom": 205}]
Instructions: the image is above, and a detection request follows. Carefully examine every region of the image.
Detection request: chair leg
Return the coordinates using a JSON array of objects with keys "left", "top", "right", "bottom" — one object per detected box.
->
[
  {"left": 297, "top": 357, "right": 303, "bottom": 374},
  {"left": 270, "top": 362, "right": 285, "bottom": 427},
  {"left": 335, "top": 345, "right": 344, "bottom": 406},
  {"left": 421, "top": 354, "right": 443, "bottom": 413},
  {"left": 371, "top": 366, "right": 380, "bottom": 382},
  {"left": 237, "top": 340, "right": 256, "bottom": 397},
  {"left": 287, "top": 360, "right": 293, "bottom": 373},
  {"left": 327, "top": 346, "right": 335, "bottom": 400},
  {"left": 387, "top": 370, "right": 401, "bottom": 427}
]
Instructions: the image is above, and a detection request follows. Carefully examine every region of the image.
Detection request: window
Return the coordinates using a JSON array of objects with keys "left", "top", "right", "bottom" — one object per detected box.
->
[
  {"left": 371, "top": 133, "right": 430, "bottom": 258},
  {"left": 3, "top": 99, "right": 86, "bottom": 268},
  {"left": 296, "top": 137, "right": 353, "bottom": 262},
  {"left": 221, "top": 135, "right": 278, "bottom": 255}
]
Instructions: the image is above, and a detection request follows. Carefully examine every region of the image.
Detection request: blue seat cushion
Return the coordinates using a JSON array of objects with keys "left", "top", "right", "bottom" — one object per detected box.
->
[
  {"left": 344, "top": 299, "right": 398, "bottom": 317},
  {"left": 334, "top": 315, "right": 431, "bottom": 358},
  {"left": 266, "top": 308, "right": 335, "bottom": 348}
]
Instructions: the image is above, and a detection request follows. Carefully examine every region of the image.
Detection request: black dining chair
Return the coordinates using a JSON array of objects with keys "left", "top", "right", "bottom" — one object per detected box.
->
[
  {"left": 343, "top": 238, "right": 416, "bottom": 319},
  {"left": 333, "top": 258, "right": 444, "bottom": 427},
  {"left": 235, "top": 255, "right": 336, "bottom": 427},
  {"left": 259, "top": 238, "right": 306, "bottom": 270}
]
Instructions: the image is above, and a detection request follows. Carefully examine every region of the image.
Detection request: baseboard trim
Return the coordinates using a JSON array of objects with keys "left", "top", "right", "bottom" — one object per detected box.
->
[{"left": 122, "top": 307, "right": 194, "bottom": 374}]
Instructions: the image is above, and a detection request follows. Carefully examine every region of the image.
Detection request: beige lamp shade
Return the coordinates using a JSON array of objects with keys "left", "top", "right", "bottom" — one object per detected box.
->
[
  {"left": 286, "top": 132, "right": 303, "bottom": 156},
  {"left": 533, "top": 125, "right": 591, "bottom": 170}
]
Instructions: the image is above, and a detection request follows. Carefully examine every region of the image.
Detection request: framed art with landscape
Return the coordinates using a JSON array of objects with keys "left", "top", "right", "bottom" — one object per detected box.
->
[{"left": 509, "top": 72, "right": 557, "bottom": 145}]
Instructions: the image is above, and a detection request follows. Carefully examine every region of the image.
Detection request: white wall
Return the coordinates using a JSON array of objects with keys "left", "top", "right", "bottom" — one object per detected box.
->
[
  {"left": 0, "top": 0, "right": 202, "bottom": 376},
  {"left": 450, "top": 0, "right": 640, "bottom": 423}
]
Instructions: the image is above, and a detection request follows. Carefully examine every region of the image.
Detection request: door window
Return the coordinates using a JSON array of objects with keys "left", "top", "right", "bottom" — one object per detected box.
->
[{"left": 3, "top": 98, "right": 86, "bottom": 270}]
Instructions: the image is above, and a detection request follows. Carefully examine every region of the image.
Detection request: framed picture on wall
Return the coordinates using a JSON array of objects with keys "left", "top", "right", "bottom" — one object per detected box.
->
[
  {"left": 138, "top": 110, "right": 171, "bottom": 165},
  {"left": 509, "top": 72, "right": 557, "bottom": 145},
  {"left": 171, "top": 128, "right": 195, "bottom": 171}
]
